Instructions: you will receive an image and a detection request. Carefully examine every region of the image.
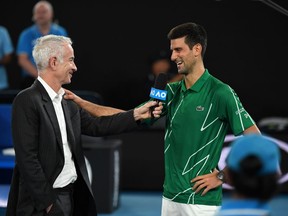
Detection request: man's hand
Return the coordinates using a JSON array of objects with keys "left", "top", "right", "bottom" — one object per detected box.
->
[
  {"left": 133, "top": 101, "right": 163, "bottom": 121},
  {"left": 63, "top": 88, "right": 82, "bottom": 104},
  {"left": 190, "top": 168, "right": 223, "bottom": 196}
]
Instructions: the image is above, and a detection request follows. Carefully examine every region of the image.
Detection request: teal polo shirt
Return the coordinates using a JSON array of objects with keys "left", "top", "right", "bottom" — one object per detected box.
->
[{"left": 161, "top": 69, "right": 255, "bottom": 205}]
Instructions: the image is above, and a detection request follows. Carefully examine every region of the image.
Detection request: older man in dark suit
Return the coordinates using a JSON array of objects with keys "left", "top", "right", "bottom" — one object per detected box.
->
[{"left": 6, "top": 34, "right": 162, "bottom": 216}]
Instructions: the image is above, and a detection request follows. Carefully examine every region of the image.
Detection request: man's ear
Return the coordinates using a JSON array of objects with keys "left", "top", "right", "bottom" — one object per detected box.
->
[
  {"left": 193, "top": 43, "right": 202, "bottom": 57},
  {"left": 49, "top": 57, "right": 57, "bottom": 69}
]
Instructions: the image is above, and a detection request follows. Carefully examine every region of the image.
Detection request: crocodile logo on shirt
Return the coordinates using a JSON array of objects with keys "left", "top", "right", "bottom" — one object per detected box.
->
[{"left": 196, "top": 106, "right": 204, "bottom": 111}]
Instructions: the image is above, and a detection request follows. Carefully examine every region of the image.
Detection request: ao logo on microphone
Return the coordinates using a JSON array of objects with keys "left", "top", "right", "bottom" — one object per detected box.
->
[{"left": 150, "top": 87, "right": 167, "bottom": 101}]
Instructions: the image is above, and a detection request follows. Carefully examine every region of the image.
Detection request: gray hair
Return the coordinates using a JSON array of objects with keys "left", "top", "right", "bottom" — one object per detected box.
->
[{"left": 32, "top": 34, "right": 72, "bottom": 71}]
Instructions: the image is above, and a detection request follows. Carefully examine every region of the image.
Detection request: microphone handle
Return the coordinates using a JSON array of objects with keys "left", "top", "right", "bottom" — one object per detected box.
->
[{"left": 150, "top": 99, "right": 160, "bottom": 119}]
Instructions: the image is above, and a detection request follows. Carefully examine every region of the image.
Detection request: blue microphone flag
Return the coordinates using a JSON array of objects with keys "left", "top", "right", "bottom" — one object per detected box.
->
[
  {"left": 149, "top": 87, "right": 167, "bottom": 101},
  {"left": 149, "top": 73, "right": 168, "bottom": 101}
]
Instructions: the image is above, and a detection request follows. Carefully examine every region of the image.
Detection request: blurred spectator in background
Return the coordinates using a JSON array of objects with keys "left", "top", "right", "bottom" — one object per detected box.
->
[
  {"left": 144, "top": 49, "right": 182, "bottom": 95},
  {"left": 16, "top": 0, "right": 68, "bottom": 89},
  {"left": 216, "top": 134, "right": 281, "bottom": 216},
  {"left": 0, "top": 25, "right": 14, "bottom": 91}
]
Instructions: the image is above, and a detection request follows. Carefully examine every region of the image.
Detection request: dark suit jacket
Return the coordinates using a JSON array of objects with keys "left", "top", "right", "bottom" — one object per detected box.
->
[{"left": 6, "top": 80, "right": 138, "bottom": 216}]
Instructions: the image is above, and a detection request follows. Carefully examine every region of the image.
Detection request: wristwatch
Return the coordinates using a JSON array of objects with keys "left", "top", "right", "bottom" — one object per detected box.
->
[{"left": 217, "top": 170, "right": 225, "bottom": 183}]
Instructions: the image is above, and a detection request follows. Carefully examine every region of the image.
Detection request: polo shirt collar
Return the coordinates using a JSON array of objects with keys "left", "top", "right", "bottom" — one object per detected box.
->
[{"left": 180, "top": 69, "right": 211, "bottom": 93}]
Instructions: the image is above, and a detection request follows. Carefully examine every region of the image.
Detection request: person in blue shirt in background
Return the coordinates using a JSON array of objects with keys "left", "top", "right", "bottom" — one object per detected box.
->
[
  {"left": 0, "top": 25, "right": 14, "bottom": 91},
  {"left": 16, "top": 0, "right": 68, "bottom": 89},
  {"left": 216, "top": 134, "right": 281, "bottom": 216}
]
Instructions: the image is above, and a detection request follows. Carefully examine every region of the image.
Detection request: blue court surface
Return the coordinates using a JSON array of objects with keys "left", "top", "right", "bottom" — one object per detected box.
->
[{"left": 98, "top": 191, "right": 288, "bottom": 216}]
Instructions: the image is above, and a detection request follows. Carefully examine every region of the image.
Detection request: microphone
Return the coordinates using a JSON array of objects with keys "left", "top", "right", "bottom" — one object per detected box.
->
[{"left": 149, "top": 73, "right": 168, "bottom": 117}]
